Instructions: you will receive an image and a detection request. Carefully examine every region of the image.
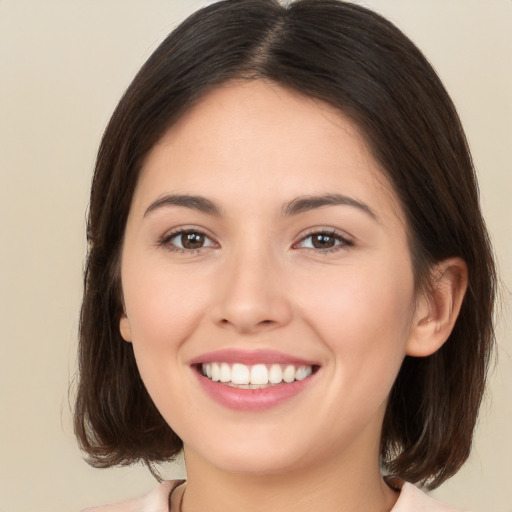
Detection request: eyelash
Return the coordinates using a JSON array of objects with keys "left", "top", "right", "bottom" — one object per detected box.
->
[
  {"left": 293, "top": 229, "right": 354, "bottom": 253},
  {"left": 159, "top": 228, "right": 354, "bottom": 254},
  {"left": 159, "top": 228, "right": 218, "bottom": 254}
]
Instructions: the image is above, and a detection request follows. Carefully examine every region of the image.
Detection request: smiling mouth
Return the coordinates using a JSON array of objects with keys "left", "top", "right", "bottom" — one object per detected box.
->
[{"left": 198, "top": 362, "right": 317, "bottom": 389}]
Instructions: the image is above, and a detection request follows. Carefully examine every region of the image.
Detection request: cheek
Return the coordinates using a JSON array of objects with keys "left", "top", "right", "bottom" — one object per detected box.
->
[
  {"left": 299, "top": 257, "right": 416, "bottom": 380},
  {"left": 121, "top": 257, "right": 210, "bottom": 370},
  {"left": 298, "top": 267, "right": 415, "bottom": 440},
  {"left": 121, "top": 262, "right": 210, "bottom": 428}
]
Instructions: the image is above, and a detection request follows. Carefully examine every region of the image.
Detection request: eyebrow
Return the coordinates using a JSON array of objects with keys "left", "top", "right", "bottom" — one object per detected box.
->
[
  {"left": 143, "top": 192, "right": 378, "bottom": 221},
  {"left": 283, "top": 194, "right": 379, "bottom": 221},
  {"left": 144, "top": 194, "right": 221, "bottom": 217}
]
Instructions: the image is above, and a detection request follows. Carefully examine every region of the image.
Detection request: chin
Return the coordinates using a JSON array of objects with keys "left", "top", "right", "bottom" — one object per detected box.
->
[{"left": 184, "top": 429, "right": 321, "bottom": 477}]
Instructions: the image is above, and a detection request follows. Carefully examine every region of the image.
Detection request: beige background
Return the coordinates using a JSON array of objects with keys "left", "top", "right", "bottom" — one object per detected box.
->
[{"left": 0, "top": 1, "right": 510, "bottom": 511}]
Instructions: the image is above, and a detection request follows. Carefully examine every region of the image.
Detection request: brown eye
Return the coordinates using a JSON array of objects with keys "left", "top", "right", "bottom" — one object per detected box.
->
[
  {"left": 165, "top": 230, "right": 216, "bottom": 251},
  {"left": 296, "top": 231, "right": 352, "bottom": 251},
  {"left": 311, "top": 234, "right": 337, "bottom": 249},
  {"left": 181, "top": 232, "right": 205, "bottom": 249}
]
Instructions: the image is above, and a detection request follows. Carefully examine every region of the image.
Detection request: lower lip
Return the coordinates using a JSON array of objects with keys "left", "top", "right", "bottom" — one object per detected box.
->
[{"left": 195, "top": 370, "right": 317, "bottom": 411}]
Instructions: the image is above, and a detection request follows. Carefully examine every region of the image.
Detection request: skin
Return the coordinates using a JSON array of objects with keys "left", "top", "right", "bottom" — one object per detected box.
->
[{"left": 119, "top": 80, "right": 467, "bottom": 512}]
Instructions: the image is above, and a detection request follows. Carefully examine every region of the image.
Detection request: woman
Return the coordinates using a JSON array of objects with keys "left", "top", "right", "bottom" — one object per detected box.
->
[{"left": 74, "top": 1, "right": 496, "bottom": 510}]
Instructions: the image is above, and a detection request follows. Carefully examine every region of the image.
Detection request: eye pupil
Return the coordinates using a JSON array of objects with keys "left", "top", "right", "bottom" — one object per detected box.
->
[
  {"left": 312, "top": 234, "right": 336, "bottom": 249},
  {"left": 182, "top": 232, "right": 205, "bottom": 249}
]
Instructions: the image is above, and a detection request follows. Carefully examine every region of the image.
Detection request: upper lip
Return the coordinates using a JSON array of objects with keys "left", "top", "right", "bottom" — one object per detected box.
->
[{"left": 188, "top": 349, "right": 319, "bottom": 367}]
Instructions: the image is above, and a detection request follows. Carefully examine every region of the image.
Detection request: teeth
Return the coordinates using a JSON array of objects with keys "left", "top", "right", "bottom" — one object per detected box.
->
[
  {"left": 295, "top": 366, "right": 310, "bottom": 381},
  {"left": 231, "top": 363, "right": 250, "bottom": 385},
  {"left": 283, "top": 364, "right": 295, "bottom": 383},
  {"left": 250, "top": 364, "right": 268, "bottom": 385},
  {"left": 201, "top": 362, "right": 313, "bottom": 386},
  {"left": 211, "top": 362, "right": 220, "bottom": 381},
  {"left": 220, "top": 362, "right": 231, "bottom": 383},
  {"left": 268, "top": 364, "right": 283, "bottom": 384}
]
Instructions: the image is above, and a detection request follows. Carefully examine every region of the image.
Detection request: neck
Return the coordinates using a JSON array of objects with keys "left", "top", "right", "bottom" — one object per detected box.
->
[{"left": 178, "top": 444, "right": 398, "bottom": 512}]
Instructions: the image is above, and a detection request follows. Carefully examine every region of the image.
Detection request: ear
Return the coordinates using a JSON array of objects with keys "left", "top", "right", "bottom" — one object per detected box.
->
[
  {"left": 119, "top": 313, "right": 133, "bottom": 342},
  {"left": 406, "top": 258, "right": 468, "bottom": 357}
]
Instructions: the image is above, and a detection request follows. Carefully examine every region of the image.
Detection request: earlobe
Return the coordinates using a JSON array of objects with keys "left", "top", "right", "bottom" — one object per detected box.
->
[
  {"left": 119, "top": 314, "right": 133, "bottom": 342},
  {"left": 406, "top": 258, "right": 468, "bottom": 357}
]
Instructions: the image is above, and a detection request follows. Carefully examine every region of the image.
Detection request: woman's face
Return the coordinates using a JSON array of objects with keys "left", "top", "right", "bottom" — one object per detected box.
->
[{"left": 119, "top": 80, "right": 420, "bottom": 475}]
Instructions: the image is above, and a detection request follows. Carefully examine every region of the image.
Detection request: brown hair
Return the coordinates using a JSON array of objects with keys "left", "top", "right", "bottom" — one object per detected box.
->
[{"left": 74, "top": 0, "right": 496, "bottom": 489}]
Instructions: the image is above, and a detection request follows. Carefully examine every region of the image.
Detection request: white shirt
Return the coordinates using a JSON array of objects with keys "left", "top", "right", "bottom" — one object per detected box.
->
[{"left": 83, "top": 480, "right": 467, "bottom": 512}]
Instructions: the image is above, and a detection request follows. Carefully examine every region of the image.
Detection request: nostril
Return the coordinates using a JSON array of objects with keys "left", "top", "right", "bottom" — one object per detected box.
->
[{"left": 218, "top": 317, "right": 276, "bottom": 328}]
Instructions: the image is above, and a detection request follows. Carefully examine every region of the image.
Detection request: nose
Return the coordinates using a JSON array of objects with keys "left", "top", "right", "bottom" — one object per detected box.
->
[{"left": 209, "top": 248, "right": 293, "bottom": 335}]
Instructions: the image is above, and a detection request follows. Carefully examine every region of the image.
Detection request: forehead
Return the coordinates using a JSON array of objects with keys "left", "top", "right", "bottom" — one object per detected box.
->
[{"left": 134, "top": 80, "right": 403, "bottom": 224}]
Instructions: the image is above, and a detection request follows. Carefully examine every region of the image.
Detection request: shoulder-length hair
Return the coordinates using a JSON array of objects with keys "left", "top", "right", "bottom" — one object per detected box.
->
[{"left": 74, "top": 0, "right": 496, "bottom": 489}]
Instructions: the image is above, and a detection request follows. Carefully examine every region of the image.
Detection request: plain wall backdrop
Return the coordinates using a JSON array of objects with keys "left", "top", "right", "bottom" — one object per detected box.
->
[{"left": 0, "top": 1, "right": 510, "bottom": 511}]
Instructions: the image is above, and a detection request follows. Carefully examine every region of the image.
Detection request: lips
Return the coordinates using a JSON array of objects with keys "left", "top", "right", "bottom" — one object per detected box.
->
[{"left": 190, "top": 349, "right": 319, "bottom": 411}]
